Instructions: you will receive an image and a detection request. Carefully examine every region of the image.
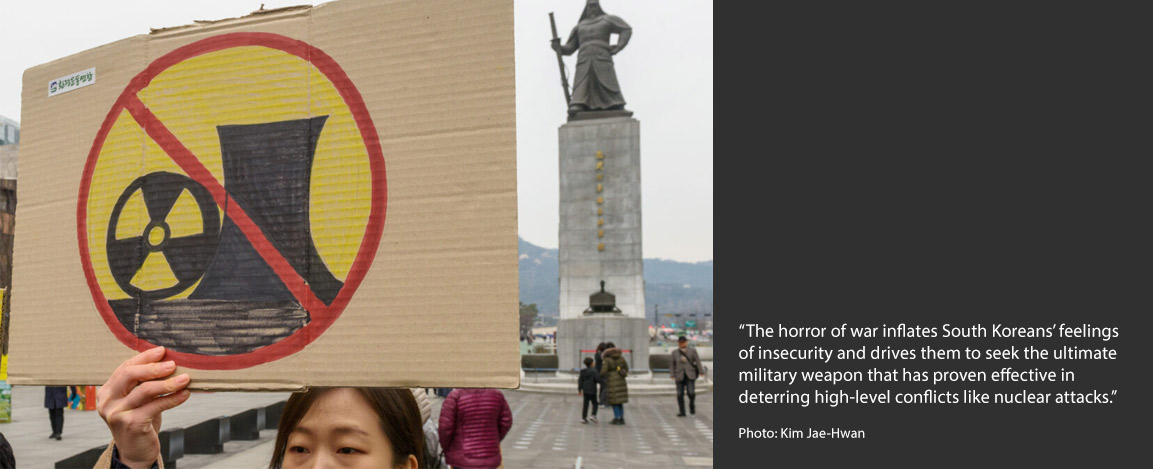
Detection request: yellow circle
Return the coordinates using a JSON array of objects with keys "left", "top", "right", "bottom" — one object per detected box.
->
[{"left": 147, "top": 226, "right": 166, "bottom": 247}]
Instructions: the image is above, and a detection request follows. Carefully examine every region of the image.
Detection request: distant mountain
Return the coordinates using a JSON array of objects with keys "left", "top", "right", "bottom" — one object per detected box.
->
[
  {"left": 518, "top": 238, "right": 560, "bottom": 314},
  {"left": 518, "top": 237, "right": 713, "bottom": 320},
  {"left": 645, "top": 258, "right": 713, "bottom": 288}
]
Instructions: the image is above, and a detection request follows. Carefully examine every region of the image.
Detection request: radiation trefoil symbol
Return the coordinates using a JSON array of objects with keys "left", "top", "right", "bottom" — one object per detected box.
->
[
  {"left": 77, "top": 33, "right": 387, "bottom": 370},
  {"left": 107, "top": 172, "right": 220, "bottom": 300}
]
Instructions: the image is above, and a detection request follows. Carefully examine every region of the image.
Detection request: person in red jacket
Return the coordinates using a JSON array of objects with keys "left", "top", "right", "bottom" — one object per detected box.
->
[{"left": 438, "top": 388, "right": 513, "bottom": 469}]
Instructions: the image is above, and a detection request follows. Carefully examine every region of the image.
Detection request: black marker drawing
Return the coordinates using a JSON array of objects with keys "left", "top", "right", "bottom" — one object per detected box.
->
[
  {"left": 107, "top": 172, "right": 221, "bottom": 300},
  {"left": 107, "top": 116, "right": 343, "bottom": 356}
]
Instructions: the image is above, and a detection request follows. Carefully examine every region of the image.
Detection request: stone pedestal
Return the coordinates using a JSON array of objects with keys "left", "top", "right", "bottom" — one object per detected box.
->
[
  {"left": 556, "top": 117, "right": 647, "bottom": 371},
  {"left": 557, "top": 315, "right": 650, "bottom": 372}
]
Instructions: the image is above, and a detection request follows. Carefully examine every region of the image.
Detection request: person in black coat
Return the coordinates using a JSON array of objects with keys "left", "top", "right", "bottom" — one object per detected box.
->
[
  {"left": 45, "top": 386, "right": 68, "bottom": 440},
  {"left": 578, "top": 357, "right": 601, "bottom": 423},
  {"left": 594, "top": 342, "right": 607, "bottom": 407}
]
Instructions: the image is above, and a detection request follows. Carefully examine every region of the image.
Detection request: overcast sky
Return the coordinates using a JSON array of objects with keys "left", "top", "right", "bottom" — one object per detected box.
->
[{"left": 0, "top": 0, "right": 712, "bottom": 263}]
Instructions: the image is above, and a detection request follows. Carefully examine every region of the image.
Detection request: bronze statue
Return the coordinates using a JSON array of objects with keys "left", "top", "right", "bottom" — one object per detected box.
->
[{"left": 551, "top": 0, "right": 632, "bottom": 117}]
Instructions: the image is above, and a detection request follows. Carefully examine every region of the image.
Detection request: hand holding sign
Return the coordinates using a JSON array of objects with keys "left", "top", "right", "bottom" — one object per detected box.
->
[
  {"left": 96, "top": 346, "right": 190, "bottom": 467},
  {"left": 11, "top": 0, "right": 519, "bottom": 391}
]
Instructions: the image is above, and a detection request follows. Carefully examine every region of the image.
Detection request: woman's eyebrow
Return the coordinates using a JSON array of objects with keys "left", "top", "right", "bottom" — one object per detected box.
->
[
  {"left": 329, "top": 425, "right": 372, "bottom": 436},
  {"left": 292, "top": 424, "right": 371, "bottom": 437}
]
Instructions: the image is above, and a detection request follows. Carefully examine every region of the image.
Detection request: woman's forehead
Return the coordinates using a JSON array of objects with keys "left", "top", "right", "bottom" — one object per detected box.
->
[{"left": 298, "top": 389, "right": 382, "bottom": 431}]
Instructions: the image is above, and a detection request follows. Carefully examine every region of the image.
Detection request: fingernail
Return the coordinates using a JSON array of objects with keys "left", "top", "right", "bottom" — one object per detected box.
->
[
  {"left": 149, "top": 346, "right": 165, "bottom": 354},
  {"left": 163, "top": 360, "right": 176, "bottom": 369},
  {"left": 176, "top": 374, "right": 190, "bottom": 384}
]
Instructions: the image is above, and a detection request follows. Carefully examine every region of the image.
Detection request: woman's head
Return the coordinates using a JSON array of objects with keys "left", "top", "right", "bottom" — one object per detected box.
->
[
  {"left": 596, "top": 342, "right": 606, "bottom": 352},
  {"left": 270, "top": 387, "right": 423, "bottom": 469}
]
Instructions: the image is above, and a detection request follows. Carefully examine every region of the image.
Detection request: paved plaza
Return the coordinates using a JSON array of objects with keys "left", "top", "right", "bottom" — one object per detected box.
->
[
  {"left": 2, "top": 386, "right": 291, "bottom": 468},
  {"left": 3, "top": 383, "right": 712, "bottom": 468},
  {"left": 497, "top": 390, "right": 714, "bottom": 468}
]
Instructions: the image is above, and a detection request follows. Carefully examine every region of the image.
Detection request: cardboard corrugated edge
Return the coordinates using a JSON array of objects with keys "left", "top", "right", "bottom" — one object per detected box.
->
[{"left": 147, "top": 5, "right": 312, "bottom": 37}]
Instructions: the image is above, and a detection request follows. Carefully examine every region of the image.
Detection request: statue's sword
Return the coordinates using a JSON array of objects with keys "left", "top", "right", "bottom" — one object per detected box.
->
[{"left": 549, "top": 12, "right": 572, "bottom": 105}]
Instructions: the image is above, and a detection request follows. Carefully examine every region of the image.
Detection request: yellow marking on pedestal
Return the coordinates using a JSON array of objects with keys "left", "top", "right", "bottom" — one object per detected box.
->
[
  {"left": 596, "top": 150, "right": 604, "bottom": 159},
  {"left": 598, "top": 230, "right": 604, "bottom": 238},
  {"left": 597, "top": 196, "right": 603, "bottom": 205},
  {"left": 597, "top": 218, "right": 604, "bottom": 227},
  {"left": 596, "top": 173, "right": 603, "bottom": 181},
  {"left": 597, "top": 243, "right": 605, "bottom": 251},
  {"left": 596, "top": 161, "right": 603, "bottom": 170}
]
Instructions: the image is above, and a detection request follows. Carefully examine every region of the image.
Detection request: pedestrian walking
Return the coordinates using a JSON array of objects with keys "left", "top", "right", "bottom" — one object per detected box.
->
[
  {"left": 600, "top": 342, "right": 629, "bottom": 425},
  {"left": 438, "top": 388, "right": 513, "bottom": 469},
  {"left": 670, "top": 336, "right": 703, "bottom": 416},
  {"left": 45, "top": 386, "right": 67, "bottom": 440},
  {"left": 578, "top": 357, "right": 601, "bottom": 423}
]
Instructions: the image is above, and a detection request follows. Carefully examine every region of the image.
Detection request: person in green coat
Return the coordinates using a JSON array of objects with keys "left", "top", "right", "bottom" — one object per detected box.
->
[{"left": 600, "top": 342, "right": 630, "bottom": 425}]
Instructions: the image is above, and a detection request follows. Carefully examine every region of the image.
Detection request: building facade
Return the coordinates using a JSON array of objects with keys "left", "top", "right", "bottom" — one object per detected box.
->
[
  {"left": 0, "top": 114, "right": 16, "bottom": 360},
  {"left": 0, "top": 115, "right": 17, "bottom": 146}
]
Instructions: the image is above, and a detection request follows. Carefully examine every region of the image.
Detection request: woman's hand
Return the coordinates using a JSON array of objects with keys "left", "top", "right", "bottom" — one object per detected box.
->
[{"left": 96, "top": 346, "right": 191, "bottom": 468}]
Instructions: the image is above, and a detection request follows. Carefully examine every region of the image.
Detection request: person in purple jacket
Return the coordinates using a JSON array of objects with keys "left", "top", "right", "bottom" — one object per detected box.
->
[{"left": 438, "top": 388, "right": 513, "bottom": 469}]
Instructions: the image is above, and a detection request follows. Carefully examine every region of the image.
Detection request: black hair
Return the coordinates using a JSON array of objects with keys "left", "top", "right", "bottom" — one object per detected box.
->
[
  {"left": 0, "top": 432, "right": 13, "bottom": 469},
  {"left": 269, "top": 387, "right": 423, "bottom": 469},
  {"left": 584, "top": 357, "right": 594, "bottom": 367}
]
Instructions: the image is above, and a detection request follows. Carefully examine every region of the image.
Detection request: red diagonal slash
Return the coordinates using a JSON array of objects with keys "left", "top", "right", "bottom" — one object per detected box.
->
[{"left": 123, "top": 93, "right": 327, "bottom": 313}]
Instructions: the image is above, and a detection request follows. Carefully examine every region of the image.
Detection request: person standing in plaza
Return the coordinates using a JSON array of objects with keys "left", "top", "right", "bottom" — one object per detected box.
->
[
  {"left": 438, "top": 388, "right": 513, "bottom": 469},
  {"left": 594, "top": 342, "right": 608, "bottom": 407},
  {"left": 578, "top": 357, "right": 600, "bottom": 423},
  {"left": 44, "top": 385, "right": 67, "bottom": 440},
  {"left": 670, "top": 336, "right": 703, "bottom": 416},
  {"left": 600, "top": 342, "right": 629, "bottom": 425}
]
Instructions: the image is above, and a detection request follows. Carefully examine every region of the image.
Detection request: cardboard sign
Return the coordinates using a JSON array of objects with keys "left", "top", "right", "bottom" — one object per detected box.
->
[
  {"left": 1, "top": 289, "right": 7, "bottom": 381},
  {"left": 10, "top": 0, "right": 518, "bottom": 390}
]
